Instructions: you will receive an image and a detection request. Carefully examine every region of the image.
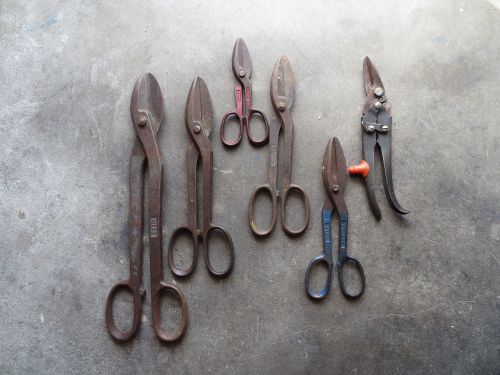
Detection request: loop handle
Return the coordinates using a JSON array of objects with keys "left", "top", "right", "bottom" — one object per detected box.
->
[
  {"left": 281, "top": 184, "right": 310, "bottom": 236},
  {"left": 151, "top": 282, "right": 188, "bottom": 342},
  {"left": 248, "top": 184, "right": 277, "bottom": 237},
  {"left": 246, "top": 109, "right": 270, "bottom": 146},
  {"left": 305, "top": 256, "right": 333, "bottom": 300},
  {"left": 105, "top": 280, "right": 144, "bottom": 342},
  {"left": 337, "top": 256, "right": 366, "bottom": 299},
  {"left": 203, "top": 225, "right": 234, "bottom": 277},
  {"left": 220, "top": 112, "right": 243, "bottom": 148},
  {"left": 167, "top": 226, "right": 198, "bottom": 277}
]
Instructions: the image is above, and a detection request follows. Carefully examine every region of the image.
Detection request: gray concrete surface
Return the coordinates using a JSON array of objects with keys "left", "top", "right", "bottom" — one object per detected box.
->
[{"left": 1, "top": 0, "right": 499, "bottom": 374}]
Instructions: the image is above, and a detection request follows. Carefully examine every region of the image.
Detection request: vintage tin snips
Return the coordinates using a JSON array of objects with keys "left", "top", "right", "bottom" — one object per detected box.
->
[
  {"left": 106, "top": 74, "right": 188, "bottom": 342},
  {"left": 348, "top": 57, "right": 409, "bottom": 220},
  {"left": 168, "top": 77, "right": 235, "bottom": 278},
  {"left": 248, "top": 56, "right": 310, "bottom": 237},
  {"left": 305, "top": 138, "right": 366, "bottom": 300},
  {"left": 220, "top": 39, "right": 269, "bottom": 148}
]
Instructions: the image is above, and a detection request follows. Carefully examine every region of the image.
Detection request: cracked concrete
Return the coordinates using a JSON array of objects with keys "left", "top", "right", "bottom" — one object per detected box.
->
[{"left": 0, "top": 0, "right": 499, "bottom": 374}]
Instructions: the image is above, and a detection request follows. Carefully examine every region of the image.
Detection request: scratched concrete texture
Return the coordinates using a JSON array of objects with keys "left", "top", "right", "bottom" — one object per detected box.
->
[{"left": 1, "top": 0, "right": 499, "bottom": 374}]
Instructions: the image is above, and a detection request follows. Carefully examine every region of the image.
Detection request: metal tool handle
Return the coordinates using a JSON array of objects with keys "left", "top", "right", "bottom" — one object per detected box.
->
[
  {"left": 220, "top": 85, "right": 244, "bottom": 147},
  {"left": 248, "top": 184, "right": 277, "bottom": 237},
  {"left": 246, "top": 109, "right": 269, "bottom": 146},
  {"left": 151, "top": 282, "right": 188, "bottom": 342},
  {"left": 220, "top": 111, "right": 243, "bottom": 147},
  {"left": 305, "top": 209, "right": 333, "bottom": 299},
  {"left": 337, "top": 213, "right": 365, "bottom": 299},
  {"left": 305, "top": 256, "right": 333, "bottom": 300},
  {"left": 105, "top": 147, "right": 145, "bottom": 342},
  {"left": 220, "top": 110, "right": 269, "bottom": 147},
  {"left": 281, "top": 183, "right": 310, "bottom": 236},
  {"left": 248, "top": 117, "right": 280, "bottom": 237},
  {"left": 167, "top": 226, "right": 198, "bottom": 277},
  {"left": 378, "top": 133, "right": 409, "bottom": 215},
  {"left": 203, "top": 225, "right": 234, "bottom": 277},
  {"left": 361, "top": 131, "right": 382, "bottom": 220},
  {"left": 105, "top": 280, "right": 144, "bottom": 342},
  {"left": 337, "top": 256, "right": 366, "bottom": 299}
]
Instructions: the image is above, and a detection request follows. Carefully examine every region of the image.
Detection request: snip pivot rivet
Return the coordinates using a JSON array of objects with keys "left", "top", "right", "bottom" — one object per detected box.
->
[
  {"left": 239, "top": 70, "right": 246, "bottom": 78},
  {"left": 278, "top": 102, "right": 286, "bottom": 111},
  {"left": 193, "top": 124, "right": 201, "bottom": 134},
  {"left": 332, "top": 185, "right": 339, "bottom": 192},
  {"left": 138, "top": 117, "right": 147, "bottom": 127},
  {"left": 374, "top": 102, "right": 383, "bottom": 110},
  {"left": 374, "top": 87, "right": 384, "bottom": 97}
]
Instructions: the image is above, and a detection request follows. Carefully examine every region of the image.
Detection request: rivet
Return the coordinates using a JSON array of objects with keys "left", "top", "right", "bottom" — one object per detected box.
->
[
  {"left": 193, "top": 124, "right": 201, "bottom": 134},
  {"left": 381, "top": 125, "right": 389, "bottom": 132},
  {"left": 374, "top": 102, "right": 383, "bottom": 110},
  {"left": 239, "top": 70, "right": 246, "bottom": 78},
  {"left": 367, "top": 125, "right": 375, "bottom": 133},
  {"left": 278, "top": 102, "right": 286, "bottom": 111},
  {"left": 138, "top": 117, "right": 147, "bottom": 127},
  {"left": 332, "top": 185, "right": 339, "bottom": 192},
  {"left": 374, "top": 87, "right": 384, "bottom": 97}
]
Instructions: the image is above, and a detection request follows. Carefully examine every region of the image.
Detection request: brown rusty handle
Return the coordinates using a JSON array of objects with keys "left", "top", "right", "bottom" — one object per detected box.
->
[
  {"left": 151, "top": 282, "right": 188, "bottom": 343},
  {"left": 167, "top": 226, "right": 198, "bottom": 278},
  {"left": 203, "top": 225, "right": 234, "bottom": 277},
  {"left": 248, "top": 184, "right": 277, "bottom": 237},
  {"left": 281, "top": 183, "right": 310, "bottom": 237},
  {"left": 105, "top": 280, "right": 144, "bottom": 342},
  {"left": 246, "top": 109, "right": 270, "bottom": 146},
  {"left": 220, "top": 111, "right": 243, "bottom": 148}
]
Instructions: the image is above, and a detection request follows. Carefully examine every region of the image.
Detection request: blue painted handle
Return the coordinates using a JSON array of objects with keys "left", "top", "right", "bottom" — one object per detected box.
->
[
  {"left": 336, "top": 212, "right": 366, "bottom": 299},
  {"left": 304, "top": 209, "right": 333, "bottom": 300},
  {"left": 338, "top": 212, "right": 348, "bottom": 265},
  {"left": 322, "top": 209, "right": 333, "bottom": 261}
]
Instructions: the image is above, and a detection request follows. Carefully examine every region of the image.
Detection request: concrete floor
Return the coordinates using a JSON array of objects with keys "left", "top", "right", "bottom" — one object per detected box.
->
[{"left": 1, "top": 0, "right": 499, "bottom": 374}]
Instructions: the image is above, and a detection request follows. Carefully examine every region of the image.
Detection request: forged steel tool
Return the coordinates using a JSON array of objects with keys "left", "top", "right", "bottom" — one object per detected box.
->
[
  {"left": 220, "top": 39, "right": 269, "bottom": 147},
  {"left": 106, "top": 74, "right": 188, "bottom": 342},
  {"left": 168, "top": 77, "right": 235, "bottom": 278},
  {"left": 248, "top": 56, "right": 309, "bottom": 237},
  {"left": 348, "top": 57, "right": 409, "bottom": 220},
  {"left": 305, "top": 137, "right": 366, "bottom": 300}
]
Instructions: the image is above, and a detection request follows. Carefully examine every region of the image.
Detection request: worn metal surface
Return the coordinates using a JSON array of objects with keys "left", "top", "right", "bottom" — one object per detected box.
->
[
  {"left": 168, "top": 77, "right": 234, "bottom": 278},
  {"left": 248, "top": 56, "right": 310, "bottom": 237},
  {"left": 349, "top": 57, "right": 409, "bottom": 220},
  {"left": 0, "top": 0, "right": 499, "bottom": 374},
  {"left": 305, "top": 137, "right": 366, "bottom": 300},
  {"left": 105, "top": 74, "right": 188, "bottom": 342},
  {"left": 220, "top": 39, "right": 270, "bottom": 147}
]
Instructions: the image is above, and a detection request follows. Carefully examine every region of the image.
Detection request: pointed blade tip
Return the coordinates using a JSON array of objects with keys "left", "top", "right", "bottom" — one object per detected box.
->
[{"left": 332, "top": 137, "right": 342, "bottom": 153}]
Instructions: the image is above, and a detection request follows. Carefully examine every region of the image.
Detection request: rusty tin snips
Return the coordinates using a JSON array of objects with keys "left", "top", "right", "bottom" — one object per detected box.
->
[
  {"left": 106, "top": 74, "right": 188, "bottom": 343},
  {"left": 349, "top": 57, "right": 409, "bottom": 220},
  {"left": 305, "top": 138, "right": 366, "bottom": 300},
  {"left": 248, "top": 56, "right": 310, "bottom": 237},
  {"left": 168, "top": 77, "right": 235, "bottom": 278},
  {"left": 220, "top": 39, "right": 270, "bottom": 148}
]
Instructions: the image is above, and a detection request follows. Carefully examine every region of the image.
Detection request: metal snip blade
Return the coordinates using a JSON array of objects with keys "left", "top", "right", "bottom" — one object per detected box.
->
[
  {"left": 130, "top": 73, "right": 163, "bottom": 132},
  {"left": 323, "top": 137, "right": 347, "bottom": 193},
  {"left": 270, "top": 55, "right": 295, "bottom": 111},
  {"left": 232, "top": 39, "right": 253, "bottom": 79},
  {"left": 363, "top": 56, "right": 384, "bottom": 96},
  {"left": 185, "top": 77, "right": 213, "bottom": 137}
]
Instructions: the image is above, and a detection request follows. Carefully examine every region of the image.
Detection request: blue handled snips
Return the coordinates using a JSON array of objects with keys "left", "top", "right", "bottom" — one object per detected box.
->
[{"left": 305, "top": 137, "right": 366, "bottom": 300}]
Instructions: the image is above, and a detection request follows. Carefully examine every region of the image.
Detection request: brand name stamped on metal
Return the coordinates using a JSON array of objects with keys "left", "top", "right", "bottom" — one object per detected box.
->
[
  {"left": 151, "top": 217, "right": 158, "bottom": 238},
  {"left": 271, "top": 144, "right": 278, "bottom": 167},
  {"left": 189, "top": 179, "right": 195, "bottom": 203}
]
